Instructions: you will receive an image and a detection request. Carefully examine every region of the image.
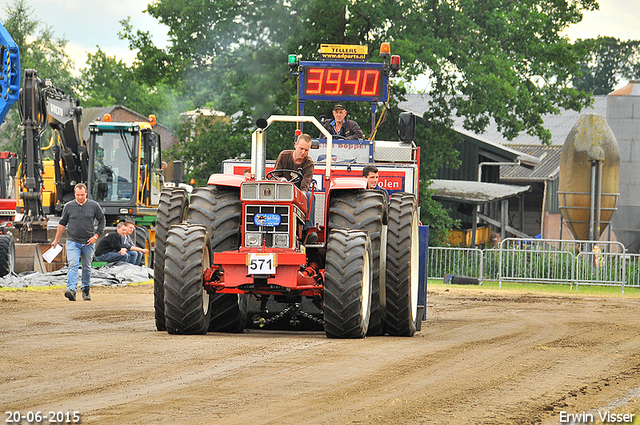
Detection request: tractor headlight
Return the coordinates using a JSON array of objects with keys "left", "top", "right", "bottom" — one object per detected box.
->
[
  {"left": 273, "top": 234, "right": 289, "bottom": 248},
  {"left": 245, "top": 232, "right": 261, "bottom": 247}
]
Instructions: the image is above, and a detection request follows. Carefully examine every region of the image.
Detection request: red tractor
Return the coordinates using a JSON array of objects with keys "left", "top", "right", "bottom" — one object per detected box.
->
[
  {"left": 0, "top": 151, "right": 17, "bottom": 277},
  {"left": 154, "top": 116, "right": 419, "bottom": 338},
  {"left": 0, "top": 151, "right": 17, "bottom": 224}
]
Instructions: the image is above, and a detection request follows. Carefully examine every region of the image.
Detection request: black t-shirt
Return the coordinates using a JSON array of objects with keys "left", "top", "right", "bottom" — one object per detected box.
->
[{"left": 95, "top": 231, "right": 125, "bottom": 257}]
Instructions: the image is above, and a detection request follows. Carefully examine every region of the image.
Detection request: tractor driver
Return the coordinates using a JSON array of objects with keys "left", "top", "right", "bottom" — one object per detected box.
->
[
  {"left": 273, "top": 133, "right": 314, "bottom": 192},
  {"left": 273, "top": 133, "right": 317, "bottom": 243}
]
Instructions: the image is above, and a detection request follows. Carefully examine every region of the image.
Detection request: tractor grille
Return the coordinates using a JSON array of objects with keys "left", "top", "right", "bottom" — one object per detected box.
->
[{"left": 245, "top": 205, "right": 290, "bottom": 248}]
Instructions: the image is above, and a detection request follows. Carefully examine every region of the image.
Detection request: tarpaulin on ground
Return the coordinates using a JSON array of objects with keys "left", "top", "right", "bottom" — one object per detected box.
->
[{"left": 0, "top": 261, "right": 153, "bottom": 288}]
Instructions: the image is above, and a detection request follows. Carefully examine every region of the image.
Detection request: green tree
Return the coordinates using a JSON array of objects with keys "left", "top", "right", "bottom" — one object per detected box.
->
[
  {"left": 169, "top": 114, "right": 253, "bottom": 185},
  {"left": 0, "top": 0, "right": 78, "bottom": 152},
  {"left": 573, "top": 37, "right": 640, "bottom": 95},
  {"left": 128, "top": 0, "right": 598, "bottom": 142},
  {"left": 76, "top": 48, "right": 181, "bottom": 123}
]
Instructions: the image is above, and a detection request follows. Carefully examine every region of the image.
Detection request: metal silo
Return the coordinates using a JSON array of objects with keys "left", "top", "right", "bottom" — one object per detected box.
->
[{"left": 558, "top": 114, "right": 620, "bottom": 241}]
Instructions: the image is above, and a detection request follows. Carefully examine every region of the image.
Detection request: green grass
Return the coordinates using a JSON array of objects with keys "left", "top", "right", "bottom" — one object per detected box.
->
[
  {"left": 429, "top": 279, "right": 640, "bottom": 298},
  {"left": 0, "top": 279, "right": 153, "bottom": 292}
]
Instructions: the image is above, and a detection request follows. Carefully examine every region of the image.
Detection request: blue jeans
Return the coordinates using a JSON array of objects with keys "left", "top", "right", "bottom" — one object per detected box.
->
[
  {"left": 66, "top": 241, "right": 96, "bottom": 292},
  {"left": 96, "top": 250, "right": 142, "bottom": 266},
  {"left": 129, "top": 251, "right": 143, "bottom": 266}
]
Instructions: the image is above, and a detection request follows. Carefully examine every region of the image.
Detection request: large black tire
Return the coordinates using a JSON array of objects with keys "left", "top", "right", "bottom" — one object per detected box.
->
[
  {"left": 385, "top": 193, "right": 419, "bottom": 337},
  {"left": 324, "top": 229, "right": 373, "bottom": 339},
  {"left": 0, "top": 233, "right": 15, "bottom": 277},
  {"left": 187, "top": 185, "right": 248, "bottom": 333},
  {"left": 328, "top": 190, "right": 386, "bottom": 336},
  {"left": 154, "top": 188, "right": 189, "bottom": 331},
  {"left": 134, "top": 225, "right": 151, "bottom": 267},
  {"left": 209, "top": 293, "right": 249, "bottom": 333},
  {"left": 164, "top": 224, "right": 212, "bottom": 334}
]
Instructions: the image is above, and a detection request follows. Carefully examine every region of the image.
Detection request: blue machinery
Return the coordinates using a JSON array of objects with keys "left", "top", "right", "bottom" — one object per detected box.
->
[{"left": 0, "top": 21, "right": 20, "bottom": 124}]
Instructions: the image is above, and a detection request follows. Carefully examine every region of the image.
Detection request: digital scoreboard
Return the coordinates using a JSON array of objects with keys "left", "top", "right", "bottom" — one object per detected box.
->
[{"left": 298, "top": 61, "right": 389, "bottom": 103}]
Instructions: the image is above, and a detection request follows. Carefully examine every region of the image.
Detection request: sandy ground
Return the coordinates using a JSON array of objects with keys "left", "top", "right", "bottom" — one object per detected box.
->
[{"left": 3, "top": 284, "right": 640, "bottom": 424}]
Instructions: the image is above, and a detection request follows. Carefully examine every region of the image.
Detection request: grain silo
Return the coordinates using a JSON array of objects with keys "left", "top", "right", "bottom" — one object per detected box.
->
[{"left": 558, "top": 114, "right": 619, "bottom": 241}]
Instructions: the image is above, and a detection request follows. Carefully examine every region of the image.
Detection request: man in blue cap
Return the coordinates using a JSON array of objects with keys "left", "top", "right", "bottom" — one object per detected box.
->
[{"left": 323, "top": 103, "right": 364, "bottom": 140}]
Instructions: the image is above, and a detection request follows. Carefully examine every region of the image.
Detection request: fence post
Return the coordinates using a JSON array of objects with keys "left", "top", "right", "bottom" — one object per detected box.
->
[{"left": 418, "top": 226, "right": 429, "bottom": 321}]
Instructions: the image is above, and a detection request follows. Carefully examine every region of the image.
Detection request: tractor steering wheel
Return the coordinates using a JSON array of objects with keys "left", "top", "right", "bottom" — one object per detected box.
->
[{"left": 266, "top": 169, "right": 304, "bottom": 185}]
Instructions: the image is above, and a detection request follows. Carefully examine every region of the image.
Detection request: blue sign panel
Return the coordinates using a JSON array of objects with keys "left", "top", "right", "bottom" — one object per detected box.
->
[{"left": 254, "top": 213, "right": 281, "bottom": 227}]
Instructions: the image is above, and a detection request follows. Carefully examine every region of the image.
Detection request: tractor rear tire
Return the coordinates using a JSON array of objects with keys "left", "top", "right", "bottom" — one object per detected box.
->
[
  {"left": 187, "top": 185, "right": 248, "bottom": 333},
  {"left": 154, "top": 188, "right": 189, "bottom": 331},
  {"left": 0, "top": 233, "right": 15, "bottom": 277},
  {"left": 134, "top": 225, "right": 151, "bottom": 267},
  {"left": 164, "top": 224, "right": 212, "bottom": 335},
  {"left": 385, "top": 193, "right": 419, "bottom": 337},
  {"left": 328, "top": 190, "right": 386, "bottom": 336},
  {"left": 324, "top": 229, "right": 372, "bottom": 339}
]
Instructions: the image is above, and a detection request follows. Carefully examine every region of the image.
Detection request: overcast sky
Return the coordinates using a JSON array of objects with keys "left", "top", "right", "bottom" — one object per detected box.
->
[{"left": 0, "top": 0, "right": 638, "bottom": 73}]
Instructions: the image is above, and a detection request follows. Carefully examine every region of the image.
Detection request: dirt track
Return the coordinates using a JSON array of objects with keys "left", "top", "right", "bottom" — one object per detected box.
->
[{"left": 3, "top": 284, "right": 640, "bottom": 424}]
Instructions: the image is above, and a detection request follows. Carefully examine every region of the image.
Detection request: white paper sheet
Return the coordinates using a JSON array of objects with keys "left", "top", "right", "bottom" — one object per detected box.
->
[{"left": 43, "top": 245, "right": 63, "bottom": 263}]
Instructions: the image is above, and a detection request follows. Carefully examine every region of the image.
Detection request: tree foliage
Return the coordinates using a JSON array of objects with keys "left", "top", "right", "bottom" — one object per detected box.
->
[
  {"left": 129, "top": 0, "right": 599, "bottom": 143},
  {"left": 0, "top": 0, "right": 78, "bottom": 151},
  {"left": 573, "top": 37, "right": 640, "bottom": 95},
  {"left": 169, "top": 114, "right": 253, "bottom": 185},
  {"left": 119, "top": 0, "right": 601, "bottom": 237},
  {"left": 76, "top": 47, "right": 181, "bottom": 123}
]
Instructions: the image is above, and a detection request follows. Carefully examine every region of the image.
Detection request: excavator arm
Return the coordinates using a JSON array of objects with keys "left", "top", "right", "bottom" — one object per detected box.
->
[{"left": 18, "top": 69, "right": 85, "bottom": 220}]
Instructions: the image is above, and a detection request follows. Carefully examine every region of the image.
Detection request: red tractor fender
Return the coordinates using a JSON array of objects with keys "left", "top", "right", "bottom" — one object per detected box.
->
[
  {"left": 207, "top": 173, "right": 245, "bottom": 188},
  {"left": 323, "top": 176, "right": 369, "bottom": 229},
  {"left": 327, "top": 176, "right": 368, "bottom": 192}
]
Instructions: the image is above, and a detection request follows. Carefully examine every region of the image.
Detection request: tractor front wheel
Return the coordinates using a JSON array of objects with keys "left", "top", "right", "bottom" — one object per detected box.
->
[
  {"left": 154, "top": 188, "right": 189, "bottom": 331},
  {"left": 163, "top": 224, "right": 212, "bottom": 335},
  {"left": 188, "top": 185, "right": 248, "bottom": 333},
  {"left": 324, "top": 229, "right": 372, "bottom": 339},
  {"left": 328, "top": 190, "right": 386, "bottom": 336}
]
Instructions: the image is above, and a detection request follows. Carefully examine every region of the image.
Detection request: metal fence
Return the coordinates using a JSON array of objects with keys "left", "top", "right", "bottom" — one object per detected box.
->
[{"left": 428, "top": 238, "right": 635, "bottom": 293}]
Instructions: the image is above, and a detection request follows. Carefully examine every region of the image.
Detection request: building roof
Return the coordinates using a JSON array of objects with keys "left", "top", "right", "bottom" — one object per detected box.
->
[
  {"left": 500, "top": 144, "right": 562, "bottom": 182},
  {"left": 454, "top": 126, "right": 540, "bottom": 167},
  {"left": 399, "top": 94, "right": 607, "bottom": 146},
  {"left": 429, "top": 179, "right": 531, "bottom": 205}
]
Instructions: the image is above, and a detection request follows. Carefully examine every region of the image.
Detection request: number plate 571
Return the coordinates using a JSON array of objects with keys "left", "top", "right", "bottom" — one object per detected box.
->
[{"left": 248, "top": 253, "right": 276, "bottom": 274}]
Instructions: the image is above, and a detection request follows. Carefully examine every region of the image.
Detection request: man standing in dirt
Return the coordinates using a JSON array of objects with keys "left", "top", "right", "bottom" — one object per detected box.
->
[{"left": 52, "top": 183, "right": 106, "bottom": 301}]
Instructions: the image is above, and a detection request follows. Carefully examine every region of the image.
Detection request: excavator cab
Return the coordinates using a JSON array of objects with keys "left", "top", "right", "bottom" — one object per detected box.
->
[{"left": 87, "top": 118, "right": 163, "bottom": 219}]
